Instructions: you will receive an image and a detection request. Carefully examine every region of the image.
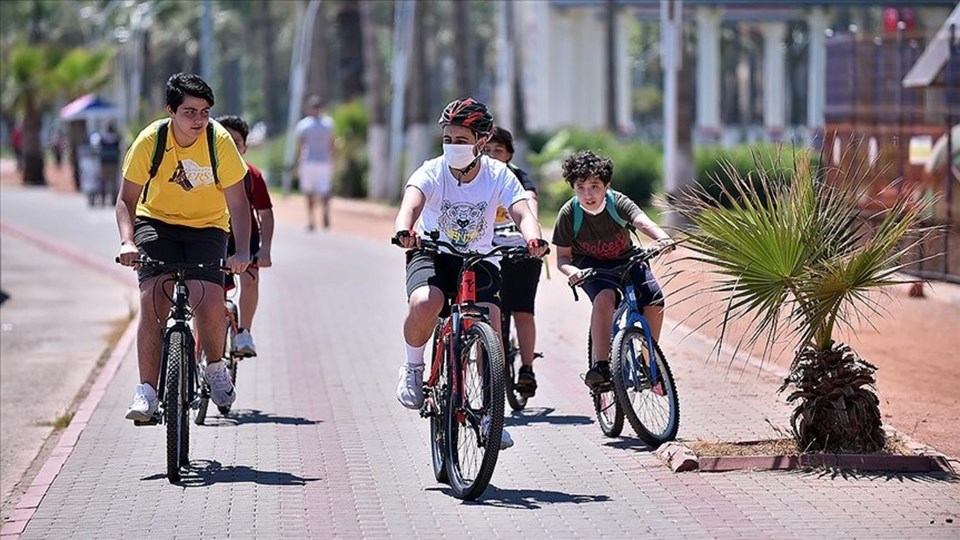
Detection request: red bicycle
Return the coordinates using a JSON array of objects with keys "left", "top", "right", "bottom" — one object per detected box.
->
[
  {"left": 394, "top": 231, "right": 543, "bottom": 500},
  {"left": 194, "top": 261, "right": 257, "bottom": 424}
]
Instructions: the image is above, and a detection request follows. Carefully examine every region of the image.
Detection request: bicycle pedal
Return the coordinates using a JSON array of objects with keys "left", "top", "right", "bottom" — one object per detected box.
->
[{"left": 133, "top": 415, "right": 161, "bottom": 426}]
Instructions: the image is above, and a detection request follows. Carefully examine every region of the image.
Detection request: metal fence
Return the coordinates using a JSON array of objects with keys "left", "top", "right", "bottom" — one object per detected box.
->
[{"left": 823, "top": 24, "right": 959, "bottom": 283}]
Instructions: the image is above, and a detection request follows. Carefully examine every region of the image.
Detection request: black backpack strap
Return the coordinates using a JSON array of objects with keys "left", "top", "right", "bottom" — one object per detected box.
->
[
  {"left": 141, "top": 120, "right": 170, "bottom": 204},
  {"left": 206, "top": 122, "right": 219, "bottom": 186}
]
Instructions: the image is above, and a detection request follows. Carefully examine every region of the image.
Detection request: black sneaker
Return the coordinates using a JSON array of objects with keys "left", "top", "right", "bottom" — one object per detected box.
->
[
  {"left": 516, "top": 366, "right": 537, "bottom": 398},
  {"left": 584, "top": 362, "right": 613, "bottom": 390}
]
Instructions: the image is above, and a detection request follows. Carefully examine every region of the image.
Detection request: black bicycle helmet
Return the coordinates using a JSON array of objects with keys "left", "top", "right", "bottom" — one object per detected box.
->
[{"left": 437, "top": 97, "right": 494, "bottom": 136}]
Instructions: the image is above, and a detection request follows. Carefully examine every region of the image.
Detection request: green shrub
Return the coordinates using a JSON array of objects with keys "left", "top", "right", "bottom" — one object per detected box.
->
[
  {"left": 330, "top": 99, "right": 368, "bottom": 198},
  {"left": 692, "top": 144, "right": 814, "bottom": 207},
  {"left": 531, "top": 129, "right": 661, "bottom": 213}
]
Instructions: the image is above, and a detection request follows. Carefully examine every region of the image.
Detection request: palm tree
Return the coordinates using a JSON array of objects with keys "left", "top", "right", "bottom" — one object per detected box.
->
[
  {"left": 55, "top": 47, "right": 114, "bottom": 189},
  {"left": 4, "top": 45, "right": 58, "bottom": 184},
  {"left": 673, "top": 151, "right": 933, "bottom": 453}
]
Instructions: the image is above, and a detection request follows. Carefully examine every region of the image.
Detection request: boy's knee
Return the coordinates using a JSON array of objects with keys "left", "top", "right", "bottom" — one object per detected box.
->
[
  {"left": 593, "top": 290, "right": 617, "bottom": 310},
  {"left": 409, "top": 287, "right": 443, "bottom": 318}
]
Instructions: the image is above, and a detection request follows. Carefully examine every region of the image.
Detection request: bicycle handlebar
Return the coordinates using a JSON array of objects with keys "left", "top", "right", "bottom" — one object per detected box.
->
[
  {"left": 114, "top": 256, "right": 258, "bottom": 273},
  {"left": 391, "top": 231, "right": 549, "bottom": 263},
  {"left": 568, "top": 243, "right": 670, "bottom": 302}
]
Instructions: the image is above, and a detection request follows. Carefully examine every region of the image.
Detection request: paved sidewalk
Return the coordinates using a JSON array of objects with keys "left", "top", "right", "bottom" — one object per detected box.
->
[{"left": 0, "top": 186, "right": 956, "bottom": 539}]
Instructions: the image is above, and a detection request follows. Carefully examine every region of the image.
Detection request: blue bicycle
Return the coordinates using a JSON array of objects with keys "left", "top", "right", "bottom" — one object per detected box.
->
[{"left": 573, "top": 245, "right": 680, "bottom": 447}]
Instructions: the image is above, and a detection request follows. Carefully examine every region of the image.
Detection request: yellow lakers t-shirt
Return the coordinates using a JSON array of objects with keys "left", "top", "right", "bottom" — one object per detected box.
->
[{"left": 122, "top": 118, "right": 247, "bottom": 231}]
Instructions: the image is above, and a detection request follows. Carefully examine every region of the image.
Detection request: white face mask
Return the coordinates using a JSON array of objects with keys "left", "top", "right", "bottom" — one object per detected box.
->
[
  {"left": 582, "top": 196, "right": 607, "bottom": 216},
  {"left": 443, "top": 144, "right": 477, "bottom": 169}
]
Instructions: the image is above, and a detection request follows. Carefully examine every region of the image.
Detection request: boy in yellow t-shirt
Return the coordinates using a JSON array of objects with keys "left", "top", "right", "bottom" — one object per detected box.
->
[{"left": 115, "top": 72, "right": 252, "bottom": 422}]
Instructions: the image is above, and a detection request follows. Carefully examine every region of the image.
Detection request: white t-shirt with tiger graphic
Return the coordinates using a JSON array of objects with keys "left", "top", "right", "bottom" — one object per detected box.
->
[{"left": 406, "top": 155, "right": 528, "bottom": 257}]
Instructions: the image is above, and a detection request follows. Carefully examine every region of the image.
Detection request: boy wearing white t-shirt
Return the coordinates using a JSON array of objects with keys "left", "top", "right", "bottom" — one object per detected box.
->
[{"left": 392, "top": 98, "right": 547, "bottom": 450}]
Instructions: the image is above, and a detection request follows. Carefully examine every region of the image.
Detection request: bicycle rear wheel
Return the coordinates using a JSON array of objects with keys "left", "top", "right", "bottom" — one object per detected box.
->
[
  {"left": 502, "top": 312, "right": 527, "bottom": 412},
  {"left": 588, "top": 332, "right": 623, "bottom": 437},
  {"left": 164, "top": 329, "right": 189, "bottom": 482},
  {"left": 446, "top": 321, "right": 504, "bottom": 500},
  {"left": 193, "top": 343, "right": 210, "bottom": 426},
  {"left": 429, "top": 323, "right": 449, "bottom": 483},
  {"left": 611, "top": 327, "right": 680, "bottom": 447}
]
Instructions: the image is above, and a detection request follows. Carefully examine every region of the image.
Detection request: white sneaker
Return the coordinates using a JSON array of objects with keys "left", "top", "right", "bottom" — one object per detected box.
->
[
  {"left": 204, "top": 361, "right": 236, "bottom": 408},
  {"left": 481, "top": 415, "right": 514, "bottom": 450},
  {"left": 234, "top": 330, "right": 257, "bottom": 357},
  {"left": 125, "top": 383, "right": 159, "bottom": 422},
  {"left": 396, "top": 363, "right": 424, "bottom": 409}
]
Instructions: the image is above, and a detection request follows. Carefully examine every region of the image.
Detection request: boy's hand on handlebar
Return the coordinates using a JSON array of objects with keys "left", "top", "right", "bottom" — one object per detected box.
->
[
  {"left": 392, "top": 229, "right": 420, "bottom": 249},
  {"left": 526, "top": 238, "right": 548, "bottom": 258},
  {"left": 567, "top": 268, "right": 586, "bottom": 287},
  {"left": 227, "top": 252, "right": 251, "bottom": 274},
  {"left": 117, "top": 242, "right": 140, "bottom": 269},
  {"left": 655, "top": 237, "right": 677, "bottom": 254},
  {"left": 254, "top": 248, "right": 272, "bottom": 268}
]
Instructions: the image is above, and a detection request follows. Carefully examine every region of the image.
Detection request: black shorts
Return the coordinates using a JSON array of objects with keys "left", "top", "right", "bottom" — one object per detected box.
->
[
  {"left": 227, "top": 230, "right": 260, "bottom": 258},
  {"left": 500, "top": 257, "right": 542, "bottom": 314},
  {"left": 133, "top": 217, "right": 228, "bottom": 287},
  {"left": 405, "top": 251, "right": 501, "bottom": 311},
  {"left": 574, "top": 255, "right": 665, "bottom": 308}
]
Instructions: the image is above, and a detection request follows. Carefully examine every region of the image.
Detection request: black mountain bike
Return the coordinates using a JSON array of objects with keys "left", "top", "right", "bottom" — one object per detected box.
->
[{"left": 120, "top": 256, "right": 228, "bottom": 483}]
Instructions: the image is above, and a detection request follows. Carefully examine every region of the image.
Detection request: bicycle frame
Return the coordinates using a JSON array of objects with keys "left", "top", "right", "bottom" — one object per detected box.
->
[
  {"left": 426, "top": 266, "right": 488, "bottom": 423},
  {"left": 611, "top": 282, "right": 660, "bottom": 391}
]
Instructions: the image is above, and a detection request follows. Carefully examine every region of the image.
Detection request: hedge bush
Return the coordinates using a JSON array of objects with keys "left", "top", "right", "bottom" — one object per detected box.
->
[{"left": 532, "top": 129, "right": 661, "bottom": 213}]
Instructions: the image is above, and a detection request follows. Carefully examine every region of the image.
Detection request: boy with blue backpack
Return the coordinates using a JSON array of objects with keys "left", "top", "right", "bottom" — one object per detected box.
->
[{"left": 552, "top": 150, "right": 675, "bottom": 390}]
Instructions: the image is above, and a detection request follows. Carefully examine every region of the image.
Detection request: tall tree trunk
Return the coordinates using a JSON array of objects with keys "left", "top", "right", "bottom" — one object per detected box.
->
[
  {"left": 259, "top": 0, "right": 278, "bottom": 136},
  {"left": 675, "top": 21, "right": 695, "bottom": 215},
  {"left": 307, "top": 1, "right": 330, "bottom": 100},
  {"left": 605, "top": 0, "right": 617, "bottom": 132},
  {"left": 512, "top": 3, "right": 531, "bottom": 169},
  {"left": 21, "top": 95, "right": 45, "bottom": 186},
  {"left": 337, "top": 0, "right": 365, "bottom": 101},
  {"left": 67, "top": 120, "right": 86, "bottom": 190},
  {"left": 360, "top": 0, "right": 387, "bottom": 199},
  {"left": 221, "top": 56, "right": 242, "bottom": 115},
  {"left": 405, "top": 0, "right": 431, "bottom": 180},
  {"left": 452, "top": 0, "right": 473, "bottom": 97}
]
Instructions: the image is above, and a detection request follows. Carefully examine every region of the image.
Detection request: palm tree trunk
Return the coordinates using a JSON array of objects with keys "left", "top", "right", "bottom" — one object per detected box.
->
[
  {"left": 259, "top": 0, "right": 278, "bottom": 136},
  {"left": 405, "top": 0, "right": 431, "bottom": 181},
  {"left": 337, "top": 0, "right": 365, "bottom": 101},
  {"left": 605, "top": 0, "right": 617, "bottom": 132},
  {"left": 21, "top": 95, "right": 45, "bottom": 186},
  {"left": 452, "top": 0, "right": 473, "bottom": 97},
  {"left": 307, "top": 1, "right": 330, "bottom": 99},
  {"left": 360, "top": 0, "right": 387, "bottom": 199}
]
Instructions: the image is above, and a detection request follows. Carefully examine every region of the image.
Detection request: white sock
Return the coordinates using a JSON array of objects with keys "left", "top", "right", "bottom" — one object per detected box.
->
[
  {"left": 139, "top": 383, "right": 157, "bottom": 399},
  {"left": 405, "top": 342, "right": 426, "bottom": 366}
]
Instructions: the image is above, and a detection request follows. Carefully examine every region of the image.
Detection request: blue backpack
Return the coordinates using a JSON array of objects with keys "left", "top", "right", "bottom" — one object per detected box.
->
[{"left": 570, "top": 189, "right": 630, "bottom": 237}]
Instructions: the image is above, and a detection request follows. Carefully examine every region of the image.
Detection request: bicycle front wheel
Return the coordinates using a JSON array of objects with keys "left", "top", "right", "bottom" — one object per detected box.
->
[
  {"left": 588, "top": 332, "right": 623, "bottom": 437},
  {"left": 446, "top": 321, "right": 505, "bottom": 500},
  {"left": 611, "top": 328, "right": 680, "bottom": 447},
  {"left": 164, "top": 329, "right": 189, "bottom": 482}
]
